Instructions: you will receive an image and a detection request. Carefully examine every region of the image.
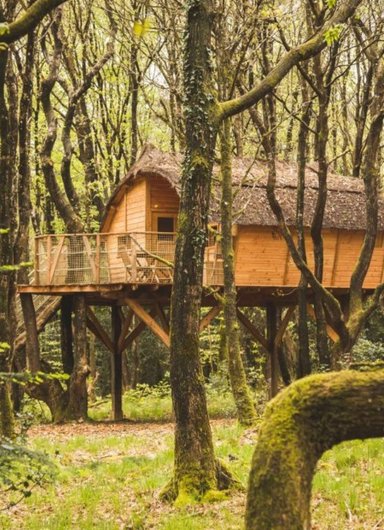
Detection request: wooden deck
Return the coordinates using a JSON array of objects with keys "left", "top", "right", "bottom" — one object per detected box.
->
[{"left": 19, "top": 232, "right": 224, "bottom": 293}]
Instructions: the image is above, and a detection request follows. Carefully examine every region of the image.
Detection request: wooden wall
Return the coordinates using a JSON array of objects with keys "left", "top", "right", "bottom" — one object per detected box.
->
[
  {"left": 105, "top": 178, "right": 147, "bottom": 234},
  {"left": 234, "top": 226, "right": 384, "bottom": 288},
  {"left": 148, "top": 176, "right": 179, "bottom": 231}
]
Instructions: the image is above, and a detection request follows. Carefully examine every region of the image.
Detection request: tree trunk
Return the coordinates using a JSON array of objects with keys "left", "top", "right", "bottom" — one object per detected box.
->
[
  {"left": 166, "top": 0, "right": 225, "bottom": 502},
  {"left": 65, "top": 295, "right": 89, "bottom": 420},
  {"left": 246, "top": 369, "right": 384, "bottom": 530},
  {"left": 220, "top": 118, "right": 256, "bottom": 425}
]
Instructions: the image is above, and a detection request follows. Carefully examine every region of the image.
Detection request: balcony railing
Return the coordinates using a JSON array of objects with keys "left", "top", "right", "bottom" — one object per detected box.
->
[{"left": 33, "top": 232, "right": 223, "bottom": 287}]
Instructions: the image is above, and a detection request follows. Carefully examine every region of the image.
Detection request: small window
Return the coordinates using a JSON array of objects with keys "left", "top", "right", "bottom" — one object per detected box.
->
[{"left": 157, "top": 217, "right": 174, "bottom": 233}]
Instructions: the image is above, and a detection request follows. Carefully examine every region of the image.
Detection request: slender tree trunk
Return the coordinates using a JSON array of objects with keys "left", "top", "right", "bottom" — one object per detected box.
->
[
  {"left": 220, "top": 118, "right": 256, "bottom": 425},
  {"left": 0, "top": 13, "right": 15, "bottom": 439},
  {"left": 65, "top": 295, "right": 89, "bottom": 420},
  {"left": 246, "top": 369, "right": 384, "bottom": 530}
]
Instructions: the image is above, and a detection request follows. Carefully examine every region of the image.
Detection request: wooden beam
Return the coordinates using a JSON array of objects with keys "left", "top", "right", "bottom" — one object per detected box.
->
[
  {"left": 125, "top": 298, "right": 170, "bottom": 348},
  {"left": 117, "top": 308, "right": 134, "bottom": 353},
  {"left": 236, "top": 308, "right": 269, "bottom": 351},
  {"left": 120, "top": 319, "right": 147, "bottom": 352},
  {"left": 86, "top": 306, "right": 114, "bottom": 353},
  {"left": 199, "top": 305, "right": 222, "bottom": 332},
  {"left": 307, "top": 304, "right": 339, "bottom": 343},
  {"left": 111, "top": 306, "right": 123, "bottom": 421},
  {"left": 266, "top": 304, "right": 279, "bottom": 399},
  {"left": 154, "top": 302, "right": 169, "bottom": 333}
]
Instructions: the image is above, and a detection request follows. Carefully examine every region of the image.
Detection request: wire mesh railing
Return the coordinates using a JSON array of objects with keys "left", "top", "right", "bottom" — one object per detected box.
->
[{"left": 33, "top": 232, "right": 224, "bottom": 287}]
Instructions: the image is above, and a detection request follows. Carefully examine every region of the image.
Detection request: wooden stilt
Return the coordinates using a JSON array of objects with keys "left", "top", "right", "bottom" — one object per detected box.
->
[
  {"left": 61, "top": 296, "right": 74, "bottom": 375},
  {"left": 111, "top": 305, "right": 123, "bottom": 421},
  {"left": 266, "top": 304, "right": 279, "bottom": 398}
]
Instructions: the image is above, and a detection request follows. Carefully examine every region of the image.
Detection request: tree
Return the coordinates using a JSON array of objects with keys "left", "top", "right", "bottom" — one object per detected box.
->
[
  {"left": 245, "top": 367, "right": 384, "bottom": 529},
  {"left": 167, "top": 0, "right": 363, "bottom": 501},
  {"left": 0, "top": 0, "right": 69, "bottom": 435}
]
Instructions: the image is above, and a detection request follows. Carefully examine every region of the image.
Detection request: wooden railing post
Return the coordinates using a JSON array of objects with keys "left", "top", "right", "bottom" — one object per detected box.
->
[
  {"left": 46, "top": 235, "right": 52, "bottom": 285},
  {"left": 132, "top": 236, "right": 137, "bottom": 282},
  {"left": 34, "top": 237, "right": 39, "bottom": 285},
  {"left": 95, "top": 234, "right": 100, "bottom": 284}
]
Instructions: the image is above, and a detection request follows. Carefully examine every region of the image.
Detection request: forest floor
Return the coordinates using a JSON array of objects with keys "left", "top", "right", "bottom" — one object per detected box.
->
[{"left": 1, "top": 416, "right": 384, "bottom": 529}]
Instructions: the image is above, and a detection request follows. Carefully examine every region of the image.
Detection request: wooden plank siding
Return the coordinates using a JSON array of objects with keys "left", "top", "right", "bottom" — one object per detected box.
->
[
  {"left": 149, "top": 175, "right": 179, "bottom": 231},
  {"left": 234, "top": 226, "right": 384, "bottom": 289}
]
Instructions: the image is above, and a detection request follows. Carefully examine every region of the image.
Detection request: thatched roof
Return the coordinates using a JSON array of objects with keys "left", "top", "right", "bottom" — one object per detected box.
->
[{"left": 103, "top": 144, "right": 384, "bottom": 231}]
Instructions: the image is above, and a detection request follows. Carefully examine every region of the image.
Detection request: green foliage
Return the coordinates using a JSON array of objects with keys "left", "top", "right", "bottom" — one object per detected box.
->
[
  {"left": 0, "top": 439, "right": 56, "bottom": 509},
  {"left": 0, "top": 371, "right": 69, "bottom": 386},
  {"left": 133, "top": 18, "right": 152, "bottom": 39},
  {"left": 324, "top": 24, "right": 343, "bottom": 45},
  {"left": 325, "top": 0, "right": 337, "bottom": 9}
]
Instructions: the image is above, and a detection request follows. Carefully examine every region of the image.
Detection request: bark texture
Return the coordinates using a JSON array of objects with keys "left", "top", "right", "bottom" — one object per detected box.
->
[
  {"left": 168, "top": 0, "right": 221, "bottom": 501},
  {"left": 220, "top": 119, "right": 256, "bottom": 425},
  {"left": 246, "top": 369, "right": 384, "bottom": 530}
]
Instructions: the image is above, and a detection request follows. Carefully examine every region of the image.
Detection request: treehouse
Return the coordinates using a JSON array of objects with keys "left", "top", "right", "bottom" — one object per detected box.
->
[
  {"left": 21, "top": 144, "right": 384, "bottom": 298},
  {"left": 17, "top": 144, "right": 384, "bottom": 418}
]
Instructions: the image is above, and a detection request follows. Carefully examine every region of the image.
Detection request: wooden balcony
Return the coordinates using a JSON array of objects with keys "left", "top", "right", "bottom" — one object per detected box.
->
[{"left": 24, "top": 232, "right": 223, "bottom": 291}]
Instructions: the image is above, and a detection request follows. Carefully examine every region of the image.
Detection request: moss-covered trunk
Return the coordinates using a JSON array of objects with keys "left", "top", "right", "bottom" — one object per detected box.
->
[
  {"left": 245, "top": 369, "right": 384, "bottom": 529},
  {"left": 0, "top": 16, "right": 15, "bottom": 439},
  {"left": 220, "top": 119, "right": 256, "bottom": 426},
  {"left": 167, "top": 0, "right": 221, "bottom": 501}
]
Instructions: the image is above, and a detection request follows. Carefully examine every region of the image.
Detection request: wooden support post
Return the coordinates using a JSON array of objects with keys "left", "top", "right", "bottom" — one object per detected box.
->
[
  {"left": 111, "top": 305, "right": 123, "bottom": 421},
  {"left": 61, "top": 296, "right": 74, "bottom": 375},
  {"left": 266, "top": 304, "right": 279, "bottom": 399}
]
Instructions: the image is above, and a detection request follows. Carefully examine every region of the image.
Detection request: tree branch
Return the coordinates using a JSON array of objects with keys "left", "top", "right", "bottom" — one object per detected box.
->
[
  {"left": 218, "top": 0, "right": 363, "bottom": 120},
  {"left": 3, "top": 0, "right": 68, "bottom": 43}
]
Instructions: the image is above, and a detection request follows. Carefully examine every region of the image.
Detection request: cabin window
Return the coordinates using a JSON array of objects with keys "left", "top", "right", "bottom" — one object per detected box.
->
[{"left": 157, "top": 217, "right": 174, "bottom": 233}]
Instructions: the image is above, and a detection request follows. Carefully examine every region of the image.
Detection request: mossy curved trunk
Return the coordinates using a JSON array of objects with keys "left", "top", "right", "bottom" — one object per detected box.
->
[
  {"left": 245, "top": 370, "right": 384, "bottom": 530},
  {"left": 220, "top": 119, "right": 256, "bottom": 426},
  {"left": 168, "top": 0, "right": 220, "bottom": 500}
]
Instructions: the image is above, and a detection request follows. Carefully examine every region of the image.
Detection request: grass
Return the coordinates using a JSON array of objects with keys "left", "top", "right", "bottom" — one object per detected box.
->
[
  {"left": 1, "top": 412, "right": 384, "bottom": 529},
  {"left": 87, "top": 386, "right": 238, "bottom": 423}
]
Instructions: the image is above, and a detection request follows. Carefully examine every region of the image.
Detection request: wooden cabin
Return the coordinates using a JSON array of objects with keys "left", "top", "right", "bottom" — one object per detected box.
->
[
  {"left": 25, "top": 144, "right": 384, "bottom": 295},
  {"left": 17, "top": 144, "right": 384, "bottom": 419}
]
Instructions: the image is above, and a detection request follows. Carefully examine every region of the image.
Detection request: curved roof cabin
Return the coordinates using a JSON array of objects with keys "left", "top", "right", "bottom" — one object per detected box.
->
[{"left": 21, "top": 144, "right": 384, "bottom": 298}]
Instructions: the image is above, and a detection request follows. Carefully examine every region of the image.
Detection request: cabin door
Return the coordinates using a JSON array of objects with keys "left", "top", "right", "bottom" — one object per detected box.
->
[{"left": 151, "top": 213, "right": 177, "bottom": 262}]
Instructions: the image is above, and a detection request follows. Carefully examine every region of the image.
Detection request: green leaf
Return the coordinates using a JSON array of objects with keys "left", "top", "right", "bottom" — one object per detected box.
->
[{"left": 324, "top": 24, "right": 343, "bottom": 46}]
